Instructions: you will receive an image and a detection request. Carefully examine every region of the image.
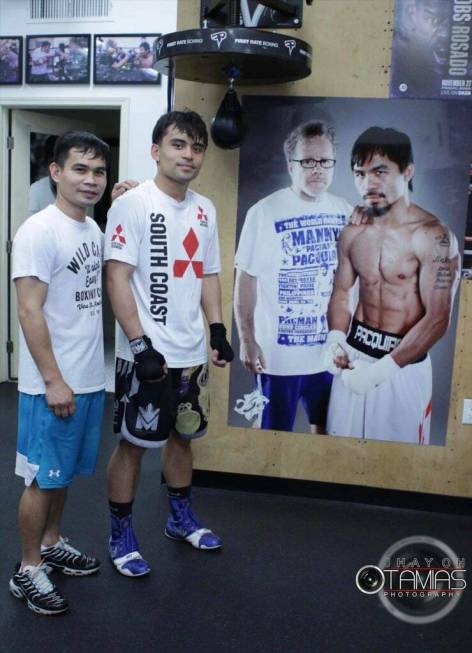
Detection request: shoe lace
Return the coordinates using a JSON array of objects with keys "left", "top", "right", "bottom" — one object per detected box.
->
[
  {"left": 30, "top": 565, "right": 54, "bottom": 595},
  {"left": 56, "top": 536, "right": 81, "bottom": 555}
]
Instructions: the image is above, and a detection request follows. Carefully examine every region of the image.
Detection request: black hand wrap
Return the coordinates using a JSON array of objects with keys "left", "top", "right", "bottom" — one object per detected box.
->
[
  {"left": 129, "top": 335, "right": 166, "bottom": 382},
  {"left": 209, "top": 323, "right": 234, "bottom": 362}
]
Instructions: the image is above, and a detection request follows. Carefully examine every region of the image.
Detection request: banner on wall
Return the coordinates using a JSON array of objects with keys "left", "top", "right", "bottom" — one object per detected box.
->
[
  {"left": 390, "top": 0, "right": 472, "bottom": 99},
  {"left": 228, "top": 96, "right": 471, "bottom": 446}
]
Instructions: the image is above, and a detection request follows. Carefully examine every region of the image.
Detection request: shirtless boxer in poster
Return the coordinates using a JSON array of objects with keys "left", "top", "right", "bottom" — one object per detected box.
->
[{"left": 324, "top": 126, "right": 460, "bottom": 444}]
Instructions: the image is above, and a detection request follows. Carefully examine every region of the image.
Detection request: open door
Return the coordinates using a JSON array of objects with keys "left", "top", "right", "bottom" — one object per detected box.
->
[{"left": 8, "top": 109, "right": 97, "bottom": 379}]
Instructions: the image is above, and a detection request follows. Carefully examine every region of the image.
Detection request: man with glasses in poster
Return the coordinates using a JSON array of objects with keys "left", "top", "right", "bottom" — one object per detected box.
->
[{"left": 234, "top": 121, "right": 353, "bottom": 433}]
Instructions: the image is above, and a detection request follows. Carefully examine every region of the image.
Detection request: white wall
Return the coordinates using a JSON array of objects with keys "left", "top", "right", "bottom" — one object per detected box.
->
[{"left": 0, "top": 0, "right": 178, "bottom": 180}]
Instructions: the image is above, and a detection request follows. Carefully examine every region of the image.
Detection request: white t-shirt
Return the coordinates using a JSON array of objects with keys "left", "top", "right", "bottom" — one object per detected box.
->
[
  {"left": 31, "top": 47, "right": 49, "bottom": 75},
  {"left": 28, "top": 176, "right": 55, "bottom": 216},
  {"left": 235, "top": 187, "right": 352, "bottom": 375},
  {"left": 104, "top": 180, "right": 221, "bottom": 367},
  {"left": 12, "top": 204, "right": 105, "bottom": 394}
]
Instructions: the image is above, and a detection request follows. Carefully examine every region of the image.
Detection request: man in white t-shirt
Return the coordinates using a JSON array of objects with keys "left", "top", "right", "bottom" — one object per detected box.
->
[
  {"left": 234, "top": 121, "right": 352, "bottom": 434},
  {"left": 10, "top": 131, "right": 109, "bottom": 615},
  {"left": 30, "top": 41, "right": 53, "bottom": 81},
  {"left": 104, "top": 110, "right": 233, "bottom": 577}
]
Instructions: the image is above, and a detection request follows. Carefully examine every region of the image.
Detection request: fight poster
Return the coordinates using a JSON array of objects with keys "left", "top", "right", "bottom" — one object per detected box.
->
[
  {"left": 227, "top": 95, "right": 472, "bottom": 446},
  {"left": 390, "top": 0, "right": 472, "bottom": 99}
]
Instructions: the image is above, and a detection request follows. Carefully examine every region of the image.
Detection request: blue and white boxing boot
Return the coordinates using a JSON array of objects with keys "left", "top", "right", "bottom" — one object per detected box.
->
[
  {"left": 109, "top": 514, "right": 151, "bottom": 577},
  {"left": 164, "top": 495, "right": 222, "bottom": 550}
]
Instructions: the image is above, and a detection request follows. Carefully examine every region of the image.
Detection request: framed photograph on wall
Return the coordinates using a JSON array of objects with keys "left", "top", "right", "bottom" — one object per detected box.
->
[
  {"left": 94, "top": 34, "right": 161, "bottom": 84},
  {"left": 25, "top": 34, "right": 90, "bottom": 84},
  {"left": 0, "top": 36, "right": 23, "bottom": 85}
]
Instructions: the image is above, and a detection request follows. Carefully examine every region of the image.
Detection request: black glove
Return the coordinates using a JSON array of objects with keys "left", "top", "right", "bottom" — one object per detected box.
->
[
  {"left": 129, "top": 335, "right": 166, "bottom": 382},
  {"left": 209, "top": 323, "right": 234, "bottom": 362}
]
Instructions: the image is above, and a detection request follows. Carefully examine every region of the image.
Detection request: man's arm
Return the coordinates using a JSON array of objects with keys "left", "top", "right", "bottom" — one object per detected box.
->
[
  {"left": 106, "top": 260, "right": 144, "bottom": 340},
  {"left": 327, "top": 226, "right": 358, "bottom": 332},
  {"left": 106, "top": 259, "right": 167, "bottom": 380},
  {"left": 390, "top": 224, "right": 460, "bottom": 367},
  {"left": 15, "top": 277, "right": 75, "bottom": 417},
  {"left": 233, "top": 269, "right": 266, "bottom": 373},
  {"left": 201, "top": 273, "right": 233, "bottom": 368}
]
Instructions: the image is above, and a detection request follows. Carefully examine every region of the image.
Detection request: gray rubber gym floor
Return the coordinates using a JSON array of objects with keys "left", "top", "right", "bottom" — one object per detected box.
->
[{"left": 1, "top": 381, "right": 471, "bottom": 653}]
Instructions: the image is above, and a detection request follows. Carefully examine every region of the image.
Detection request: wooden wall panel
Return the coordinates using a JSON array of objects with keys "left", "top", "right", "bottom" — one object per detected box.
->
[{"left": 175, "top": 0, "right": 472, "bottom": 497}]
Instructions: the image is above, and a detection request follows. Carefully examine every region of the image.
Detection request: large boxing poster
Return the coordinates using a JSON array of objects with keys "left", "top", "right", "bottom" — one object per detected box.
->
[
  {"left": 390, "top": 0, "right": 472, "bottom": 99},
  {"left": 227, "top": 95, "right": 471, "bottom": 446}
]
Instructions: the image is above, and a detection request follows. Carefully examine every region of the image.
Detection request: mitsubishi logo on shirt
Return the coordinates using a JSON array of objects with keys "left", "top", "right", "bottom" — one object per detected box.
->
[
  {"left": 111, "top": 224, "right": 126, "bottom": 249},
  {"left": 173, "top": 228, "right": 203, "bottom": 278},
  {"left": 197, "top": 205, "right": 208, "bottom": 227}
]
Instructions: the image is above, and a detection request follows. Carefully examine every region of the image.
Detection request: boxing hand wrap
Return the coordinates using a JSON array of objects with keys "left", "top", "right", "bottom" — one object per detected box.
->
[
  {"left": 209, "top": 323, "right": 234, "bottom": 362},
  {"left": 129, "top": 335, "right": 166, "bottom": 382},
  {"left": 341, "top": 353, "right": 400, "bottom": 395},
  {"left": 322, "top": 330, "right": 347, "bottom": 376}
]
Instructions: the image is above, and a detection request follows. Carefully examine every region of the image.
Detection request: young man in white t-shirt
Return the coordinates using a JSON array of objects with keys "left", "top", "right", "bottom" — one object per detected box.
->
[
  {"left": 234, "top": 121, "right": 353, "bottom": 434},
  {"left": 10, "top": 131, "right": 109, "bottom": 615},
  {"left": 104, "top": 110, "right": 233, "bottom": 577}
]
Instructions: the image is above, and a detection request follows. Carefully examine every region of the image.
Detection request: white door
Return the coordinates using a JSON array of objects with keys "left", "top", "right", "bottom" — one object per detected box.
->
[{"left": 8, "top": 109, "right": 97, "bottom": 379}]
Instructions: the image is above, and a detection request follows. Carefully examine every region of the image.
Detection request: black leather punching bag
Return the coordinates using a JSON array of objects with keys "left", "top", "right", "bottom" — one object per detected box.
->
[{"left": 211, "top": 87, "right": 247, "bottom": 149}]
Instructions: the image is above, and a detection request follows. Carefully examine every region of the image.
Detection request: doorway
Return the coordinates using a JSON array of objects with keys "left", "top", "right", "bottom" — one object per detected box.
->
[{"left": 6, "top": 107, "right": 120, "bottom": 389}]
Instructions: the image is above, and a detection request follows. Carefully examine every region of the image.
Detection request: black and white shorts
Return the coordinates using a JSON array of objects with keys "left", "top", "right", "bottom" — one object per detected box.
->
[{"left": 114, "top": 358, "right": 210, "bottom": 448}]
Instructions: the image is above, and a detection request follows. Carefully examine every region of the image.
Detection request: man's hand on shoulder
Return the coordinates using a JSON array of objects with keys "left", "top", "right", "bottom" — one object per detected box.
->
[
  {"left": 130, "top": 335, "right": 167, "bottom": 382},
  {"left": 209, "top": 323, "right": 234, "bottom": 368},
  {"left": 111, "top": 179, "right": 139, "bottom": 202},
  {"left": 348, "top": 205, "right": 372, "bottom": 226},
  {"left": 341, "top": 354, "right": 400, "bottom": 394},
  {"left": 45, "top": 377, "right": 75, "bottom": 418}
]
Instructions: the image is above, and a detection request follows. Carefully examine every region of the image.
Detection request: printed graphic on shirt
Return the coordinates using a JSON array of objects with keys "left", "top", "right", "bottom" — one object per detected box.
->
[
  {"left": 275, "top": 212, "right": 345, "bottom": 346},
  {"left": 111, "top": 224, "right": 126, "bottom": 249},
  {"left": 173, "top": 228, "right": 203, "bottom": 278},
  {"left": 149, "top": 212, "right": 169, "bottom": 325},
  {"left": 197, "top": 205, "right": 208, "bottom": 227},
  {"left": 67, "top": 239, "right": 102, "bottom": 317}
]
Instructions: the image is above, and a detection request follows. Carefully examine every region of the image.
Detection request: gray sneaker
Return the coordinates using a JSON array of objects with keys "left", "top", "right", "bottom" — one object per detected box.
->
[{"left": 9, "top": 563, "right": 69, "bottom": 615}]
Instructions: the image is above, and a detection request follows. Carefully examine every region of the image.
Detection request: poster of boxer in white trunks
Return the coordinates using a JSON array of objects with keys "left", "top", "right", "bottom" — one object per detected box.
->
[
  {"left": 229, "top": 95, "right": 471, "bottom": 446},
  {"left": 390, "top": 0, "right": 472, "bottom": 100}
]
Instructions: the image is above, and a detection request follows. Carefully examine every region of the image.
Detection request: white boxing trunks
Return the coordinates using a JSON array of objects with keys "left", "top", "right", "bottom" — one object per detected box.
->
[{"left": 326, "top": 319, "right": 432, "bottom": 444}]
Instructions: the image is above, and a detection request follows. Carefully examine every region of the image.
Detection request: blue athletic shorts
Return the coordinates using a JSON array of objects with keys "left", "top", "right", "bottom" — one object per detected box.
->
[
  {"left": 15, "top": 391, "right": 105, "bottom": 489},
  {"left": 258, "top": 372, "right": 333, "bottom": 431}
]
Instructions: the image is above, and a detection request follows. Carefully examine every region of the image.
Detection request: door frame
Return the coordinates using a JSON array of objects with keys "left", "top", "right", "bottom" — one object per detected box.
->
[{"left": 0, "top": 97, "right": 130, "bottom": 382}]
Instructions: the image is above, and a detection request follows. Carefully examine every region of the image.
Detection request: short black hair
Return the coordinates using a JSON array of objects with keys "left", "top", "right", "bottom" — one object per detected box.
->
[
  {"left": 140, "top": 41, "right": 150, "bottom": 52},
  {"left": 351, "top": 126, "right": 414, "bottom": 191},
  {"left": 53, "top": 130, "right": 110, "bottom": 168},
  {"left": 151, "top": 110, "right": 208, "bottom": 148}
]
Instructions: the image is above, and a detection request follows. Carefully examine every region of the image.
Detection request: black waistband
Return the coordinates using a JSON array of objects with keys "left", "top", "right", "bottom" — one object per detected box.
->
[{"left": 347, "top": 318, "right": 426, "bottom": 363}]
